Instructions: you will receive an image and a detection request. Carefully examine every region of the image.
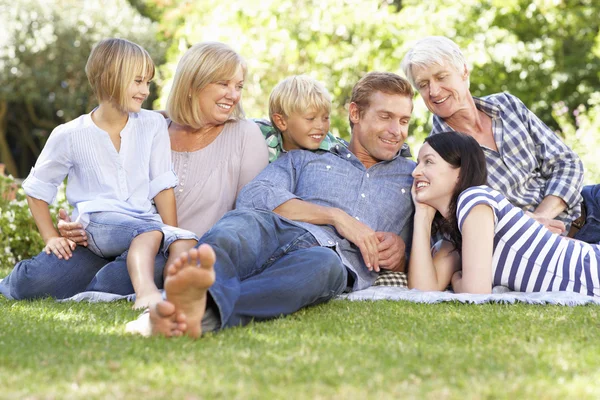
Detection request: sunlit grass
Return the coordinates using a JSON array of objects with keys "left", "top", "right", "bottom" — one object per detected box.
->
[{"left": 1, "top": 294, "right": 600, "bottom": 399}]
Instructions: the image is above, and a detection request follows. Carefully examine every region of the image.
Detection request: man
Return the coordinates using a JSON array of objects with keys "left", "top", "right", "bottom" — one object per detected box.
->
[
  {"left": 401, "top": 36, "right": 599, "bottom": 243},
  {"left": 129, "top": 72, "right": 416, "bottom": 338}
]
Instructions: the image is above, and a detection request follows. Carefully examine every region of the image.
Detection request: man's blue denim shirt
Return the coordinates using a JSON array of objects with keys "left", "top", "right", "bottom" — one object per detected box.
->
[{"left": 236, "top": 143, "right": 415, "bottom": 290}]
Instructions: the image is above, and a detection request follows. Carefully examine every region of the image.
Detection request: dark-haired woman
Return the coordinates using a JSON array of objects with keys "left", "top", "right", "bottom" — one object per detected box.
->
[{"left": 408, "top": 131, "right": 600, "bottom": 296}]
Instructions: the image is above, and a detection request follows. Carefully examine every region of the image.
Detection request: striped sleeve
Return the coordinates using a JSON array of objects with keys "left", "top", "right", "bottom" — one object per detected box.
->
[{"left": 456, "top": 186, "right": 500, "bottom": 233}]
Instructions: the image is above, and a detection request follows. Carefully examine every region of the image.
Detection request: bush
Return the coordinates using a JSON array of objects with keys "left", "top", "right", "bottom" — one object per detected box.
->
[{"left": 0, "top": 174, "right": 70, "bottom": 270}]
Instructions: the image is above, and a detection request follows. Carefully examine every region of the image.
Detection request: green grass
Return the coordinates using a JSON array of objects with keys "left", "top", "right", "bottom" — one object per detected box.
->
[{"left": 2, "top": 264, "right": 600, "bottom": 399}]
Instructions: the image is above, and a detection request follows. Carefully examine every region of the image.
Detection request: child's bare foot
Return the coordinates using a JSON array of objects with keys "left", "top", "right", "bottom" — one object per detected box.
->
[
  {"left": 163, "top": 244, "right": 216, "bottom": 339},
  {"left": 132, "top": 290, "right": 164, "bottom": 310},
  {"left": 125, "top": 301, "right": 187, "bottom": 337}
]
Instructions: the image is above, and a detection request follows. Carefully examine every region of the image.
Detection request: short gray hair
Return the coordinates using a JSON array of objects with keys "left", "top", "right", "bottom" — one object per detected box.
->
[{"left": 400, "top": 36, "right": 468, "bottom": 88}]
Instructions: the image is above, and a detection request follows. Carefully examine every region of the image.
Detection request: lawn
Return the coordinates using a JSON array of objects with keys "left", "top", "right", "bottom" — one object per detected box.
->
[{"left": 2, "top": 264, "right": 600, "bottom": 399}]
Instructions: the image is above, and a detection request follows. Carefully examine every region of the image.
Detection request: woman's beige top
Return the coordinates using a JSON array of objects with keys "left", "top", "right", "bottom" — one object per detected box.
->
[{"left": 172, "top": 119, "right": 268, "bottom": 237}]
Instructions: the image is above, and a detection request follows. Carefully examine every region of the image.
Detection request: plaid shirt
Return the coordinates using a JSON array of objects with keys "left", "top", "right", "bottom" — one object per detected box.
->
[
  {"left": 253, "top": 118, "right": 346, "bottom": 163},
  {"left": 431, "top": 93, "right": 583, "bottom": 225}
]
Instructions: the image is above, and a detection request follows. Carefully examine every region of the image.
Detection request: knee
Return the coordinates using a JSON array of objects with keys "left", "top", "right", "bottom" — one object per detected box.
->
[{"left": 309, "top": 248, "right": 347, "bottom": 293}]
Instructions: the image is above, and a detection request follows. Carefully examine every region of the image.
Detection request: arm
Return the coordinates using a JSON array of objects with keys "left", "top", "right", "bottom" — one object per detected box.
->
[
  {"left": 236, "top": 120, "right": 269, "bottom": 194},
  {"left": 408, "top": 205, "right": 459, "bottom": 291},
  {"left": 515, "top": 95, "right": 584, "bottom": 214},
  {"left": 274, "top": 198, "right": 381, "bottom": 271},
  {"left": 27, "top": 196, "right": 75, "bottom": 260},
  {"left": 451, "top": 204, "right": 494, "bottom": 294},
  {"left": 148, "top": 115, "right": 178, "bottom": 200},
  {"left": 154, "top": 188, "right": 178, "bottom": 227}
]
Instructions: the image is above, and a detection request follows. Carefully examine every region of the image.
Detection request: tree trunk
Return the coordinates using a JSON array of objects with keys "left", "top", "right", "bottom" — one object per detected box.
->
[{"left": 0, "top": 100, "right": 18, "bottom": 177}]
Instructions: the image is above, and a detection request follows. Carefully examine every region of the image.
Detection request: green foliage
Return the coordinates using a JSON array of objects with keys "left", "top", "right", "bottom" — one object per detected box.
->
[
  {"left": 554, "top": 94, "right": 600, "bottom": 184},
  {"left": 0, "top": 0, "right": 167, "bottom": 177},
  {"left": 0, "top": 175, "right": 70, "bottom": 269}
]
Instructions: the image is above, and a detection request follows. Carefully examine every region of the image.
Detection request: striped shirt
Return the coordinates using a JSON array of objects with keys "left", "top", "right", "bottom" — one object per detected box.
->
[
  {"left": 22, "top": 109, "right": 177, "bottom": 225},
  {"left": 431, "top": 93, "right": 584, "bottom": 226},
  {"left": 457, "top": 186, "right": 600, "bottom": 296}
]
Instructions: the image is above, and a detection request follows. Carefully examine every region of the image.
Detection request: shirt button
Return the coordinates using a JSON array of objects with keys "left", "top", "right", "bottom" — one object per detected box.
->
[
  {"left": 326, "top": 165, "right": 331, "bottom": 170},
  {"left": 179, "top": 189, "right": 183, "bottom": 192},
  {"left": 346, "top": 154, "right": 351, "bottom": 158},
  {"left": 180, "top": 183, "right": 184, "bottom": 186},
  {"left": 401, "top": 188, "right": 406, "bottom": 194},
  {"left": 366, "top": 173, "right": 370, "bottom": 178},
  {"left": 355, "top": 216, "right": 360, "bottom": 220},
  {"left": 183, "top": 163, "right": 187, "bottom": 167},
  {"left": 328, "top": 240, "right": 334, "bottom": 245},
  {"left": 361, "top": 193, "right": 365, "bottom": 198}
]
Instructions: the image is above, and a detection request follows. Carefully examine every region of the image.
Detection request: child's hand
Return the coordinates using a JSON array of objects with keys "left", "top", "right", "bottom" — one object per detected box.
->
[
  {"left": 44, "top": 237, "right": 76, "bottom": 260},
  {"left": 56, "top": 208, "right": 88, "bottom": 247}
]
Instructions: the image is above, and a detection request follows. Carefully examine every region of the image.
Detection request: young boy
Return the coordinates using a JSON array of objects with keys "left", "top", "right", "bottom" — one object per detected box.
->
[{"left": 254, "top": 75, "right": 346, "bottom": 162}]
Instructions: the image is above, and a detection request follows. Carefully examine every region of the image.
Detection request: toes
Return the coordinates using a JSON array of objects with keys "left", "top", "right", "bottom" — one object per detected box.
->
[
  {"left": 197, "top": 244, "right": 216, "bottom": 271},
  {"left": 154, "top": 301, "right": 176, "bottom": 318}
]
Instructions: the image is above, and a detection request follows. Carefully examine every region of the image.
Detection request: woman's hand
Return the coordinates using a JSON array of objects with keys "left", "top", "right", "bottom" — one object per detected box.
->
[
  {"left": 56, "top": 209, "right": 88, "bottom": 246},
  {"left": 411, "top": 181, "right": 437, "bottom": 222},
  {"left": 44, "top": 236, "right": 76, "bottom": 260}
]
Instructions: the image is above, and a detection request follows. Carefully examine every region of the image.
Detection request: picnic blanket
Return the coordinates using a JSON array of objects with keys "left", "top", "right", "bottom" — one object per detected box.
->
[{"left": 58, "top": 285, "right": 600, "bottom": 306}]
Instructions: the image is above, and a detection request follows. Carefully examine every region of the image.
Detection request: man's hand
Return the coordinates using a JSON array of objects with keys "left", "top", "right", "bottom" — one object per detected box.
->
[
  {"left": 376, "top": 232, "right": 406, "bottom": 272},
  {"left": 334, "top": 212, "right": 380, "bottom": 271},
  {"left": 525, "top": 211, "right": 566, "bottom": 235},
  {"left": 57, "top": 208, "right": 88, "bottom": 246},
  {"left": 44, "top": 236, "right": 76, "bottom": 260}
]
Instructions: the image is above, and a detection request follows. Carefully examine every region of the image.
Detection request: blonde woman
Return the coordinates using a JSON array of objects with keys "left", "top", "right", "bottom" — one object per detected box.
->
[{"left": 0, "top": 42, "right": 268, "bottom": 301}]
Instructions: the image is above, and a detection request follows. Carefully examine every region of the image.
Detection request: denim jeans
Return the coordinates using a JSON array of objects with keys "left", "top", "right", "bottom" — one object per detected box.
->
[
  {"left": 85, "top": 212, "right": 197, "bottom": 259},
  {"left": 202, "top": 209, "right": 348, "bottom": 329},
  {"left": 0, "top": 246, "right": 166, "bottom": 300},
  {"left": 574, "top": 184, "right": 600, "bottom": 244}
]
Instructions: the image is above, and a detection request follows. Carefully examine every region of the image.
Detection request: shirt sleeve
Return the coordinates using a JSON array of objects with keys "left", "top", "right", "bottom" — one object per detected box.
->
[
  {"left": 21, "top": 125, "right": 72, "bottom": 204},
  {"left": 510, "top": 94, "right": 584, "bottom": 208},
  {"left": 236, "top": 120, "right": 269, "bottom": 196},
  {"left": 235, "top": 152, "right": 301, "bottom": 211},
  {"left": 456, "top": 187, "right": 498, "bottom": 233},
  {"left": 148, "top": 116, "right": 178, "bottom": 199}
]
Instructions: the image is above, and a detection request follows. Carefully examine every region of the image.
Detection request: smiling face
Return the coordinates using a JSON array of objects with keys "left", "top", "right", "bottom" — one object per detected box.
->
[
  {"left": 412, "top": 142, "right": 461, "bottom": 217},
  {"left": 275, "top": 108, "right": 330, "bottom": 151},
  {"left": 412, "top": 62, "right": 471, "bottom": 120},
  {"left": 124, "top": 75, "right": 151, "bottom": 113},
  {"left": 348, "top": 91, "right": 412, "bottom": 168},
  {"left": 196, "top": 65, "right": 244, "bottom": 125}
]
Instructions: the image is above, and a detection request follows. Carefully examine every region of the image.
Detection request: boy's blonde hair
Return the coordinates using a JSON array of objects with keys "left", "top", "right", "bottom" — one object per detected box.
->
[
  {"left": 85, "top": 38, "right": 154, "bottom": 111},
  {"left": 269, "top": 75, "right": 332, "bottom": 130},
  {"left": 166, "top": 42, "right": 247, "bottom": 129}
]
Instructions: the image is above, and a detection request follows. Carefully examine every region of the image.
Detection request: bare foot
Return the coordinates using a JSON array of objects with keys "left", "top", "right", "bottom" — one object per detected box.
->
[
  {"left": 163, "top": 244, "right": 216, "bottom": 339},
  {"left": 133, "top": 290, "right": 164, "bottom": 310},
  {"left": 125, "top": 301, "right": 187, "bottom": 337}
]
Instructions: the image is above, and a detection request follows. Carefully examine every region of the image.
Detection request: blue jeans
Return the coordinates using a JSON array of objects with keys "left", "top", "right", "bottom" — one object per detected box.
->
[
  {"left": 85, "top": 212, "right": 197, "bottom": 258},
  {"left": 0, "top": 246, "right": 166, "bottom": 300},
  {"left": 202, "top": 209, "right": 348, "bottom": 329},
  {"left": 574, "top": 184, "right": 600, "bottom": 244}
]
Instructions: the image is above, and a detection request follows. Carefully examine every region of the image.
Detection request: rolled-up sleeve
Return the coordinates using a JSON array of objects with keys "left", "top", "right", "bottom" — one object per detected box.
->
[
  {"left": 523, "top": 99, "right": 584, "bottom": 208},
  {"left": 236, "top": 152, "right": 301, "bottom": 210},
  {"left": 148, "top": 117, "right": 178, "bottom": 199},
  {"left": 22, "top": 126, "right": 72, "bottom": 204}
]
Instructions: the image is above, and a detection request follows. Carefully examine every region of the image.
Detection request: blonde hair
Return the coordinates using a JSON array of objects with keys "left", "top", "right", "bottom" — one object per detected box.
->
[
  {"left": 85, "top": 38, "right": 154, "bottom": 111},
  {"left": 269, "top": 75, "right": 331, "bottom": 130},
  {"left": 166, "top": 42, "right": 247, "bottom": 129}
]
